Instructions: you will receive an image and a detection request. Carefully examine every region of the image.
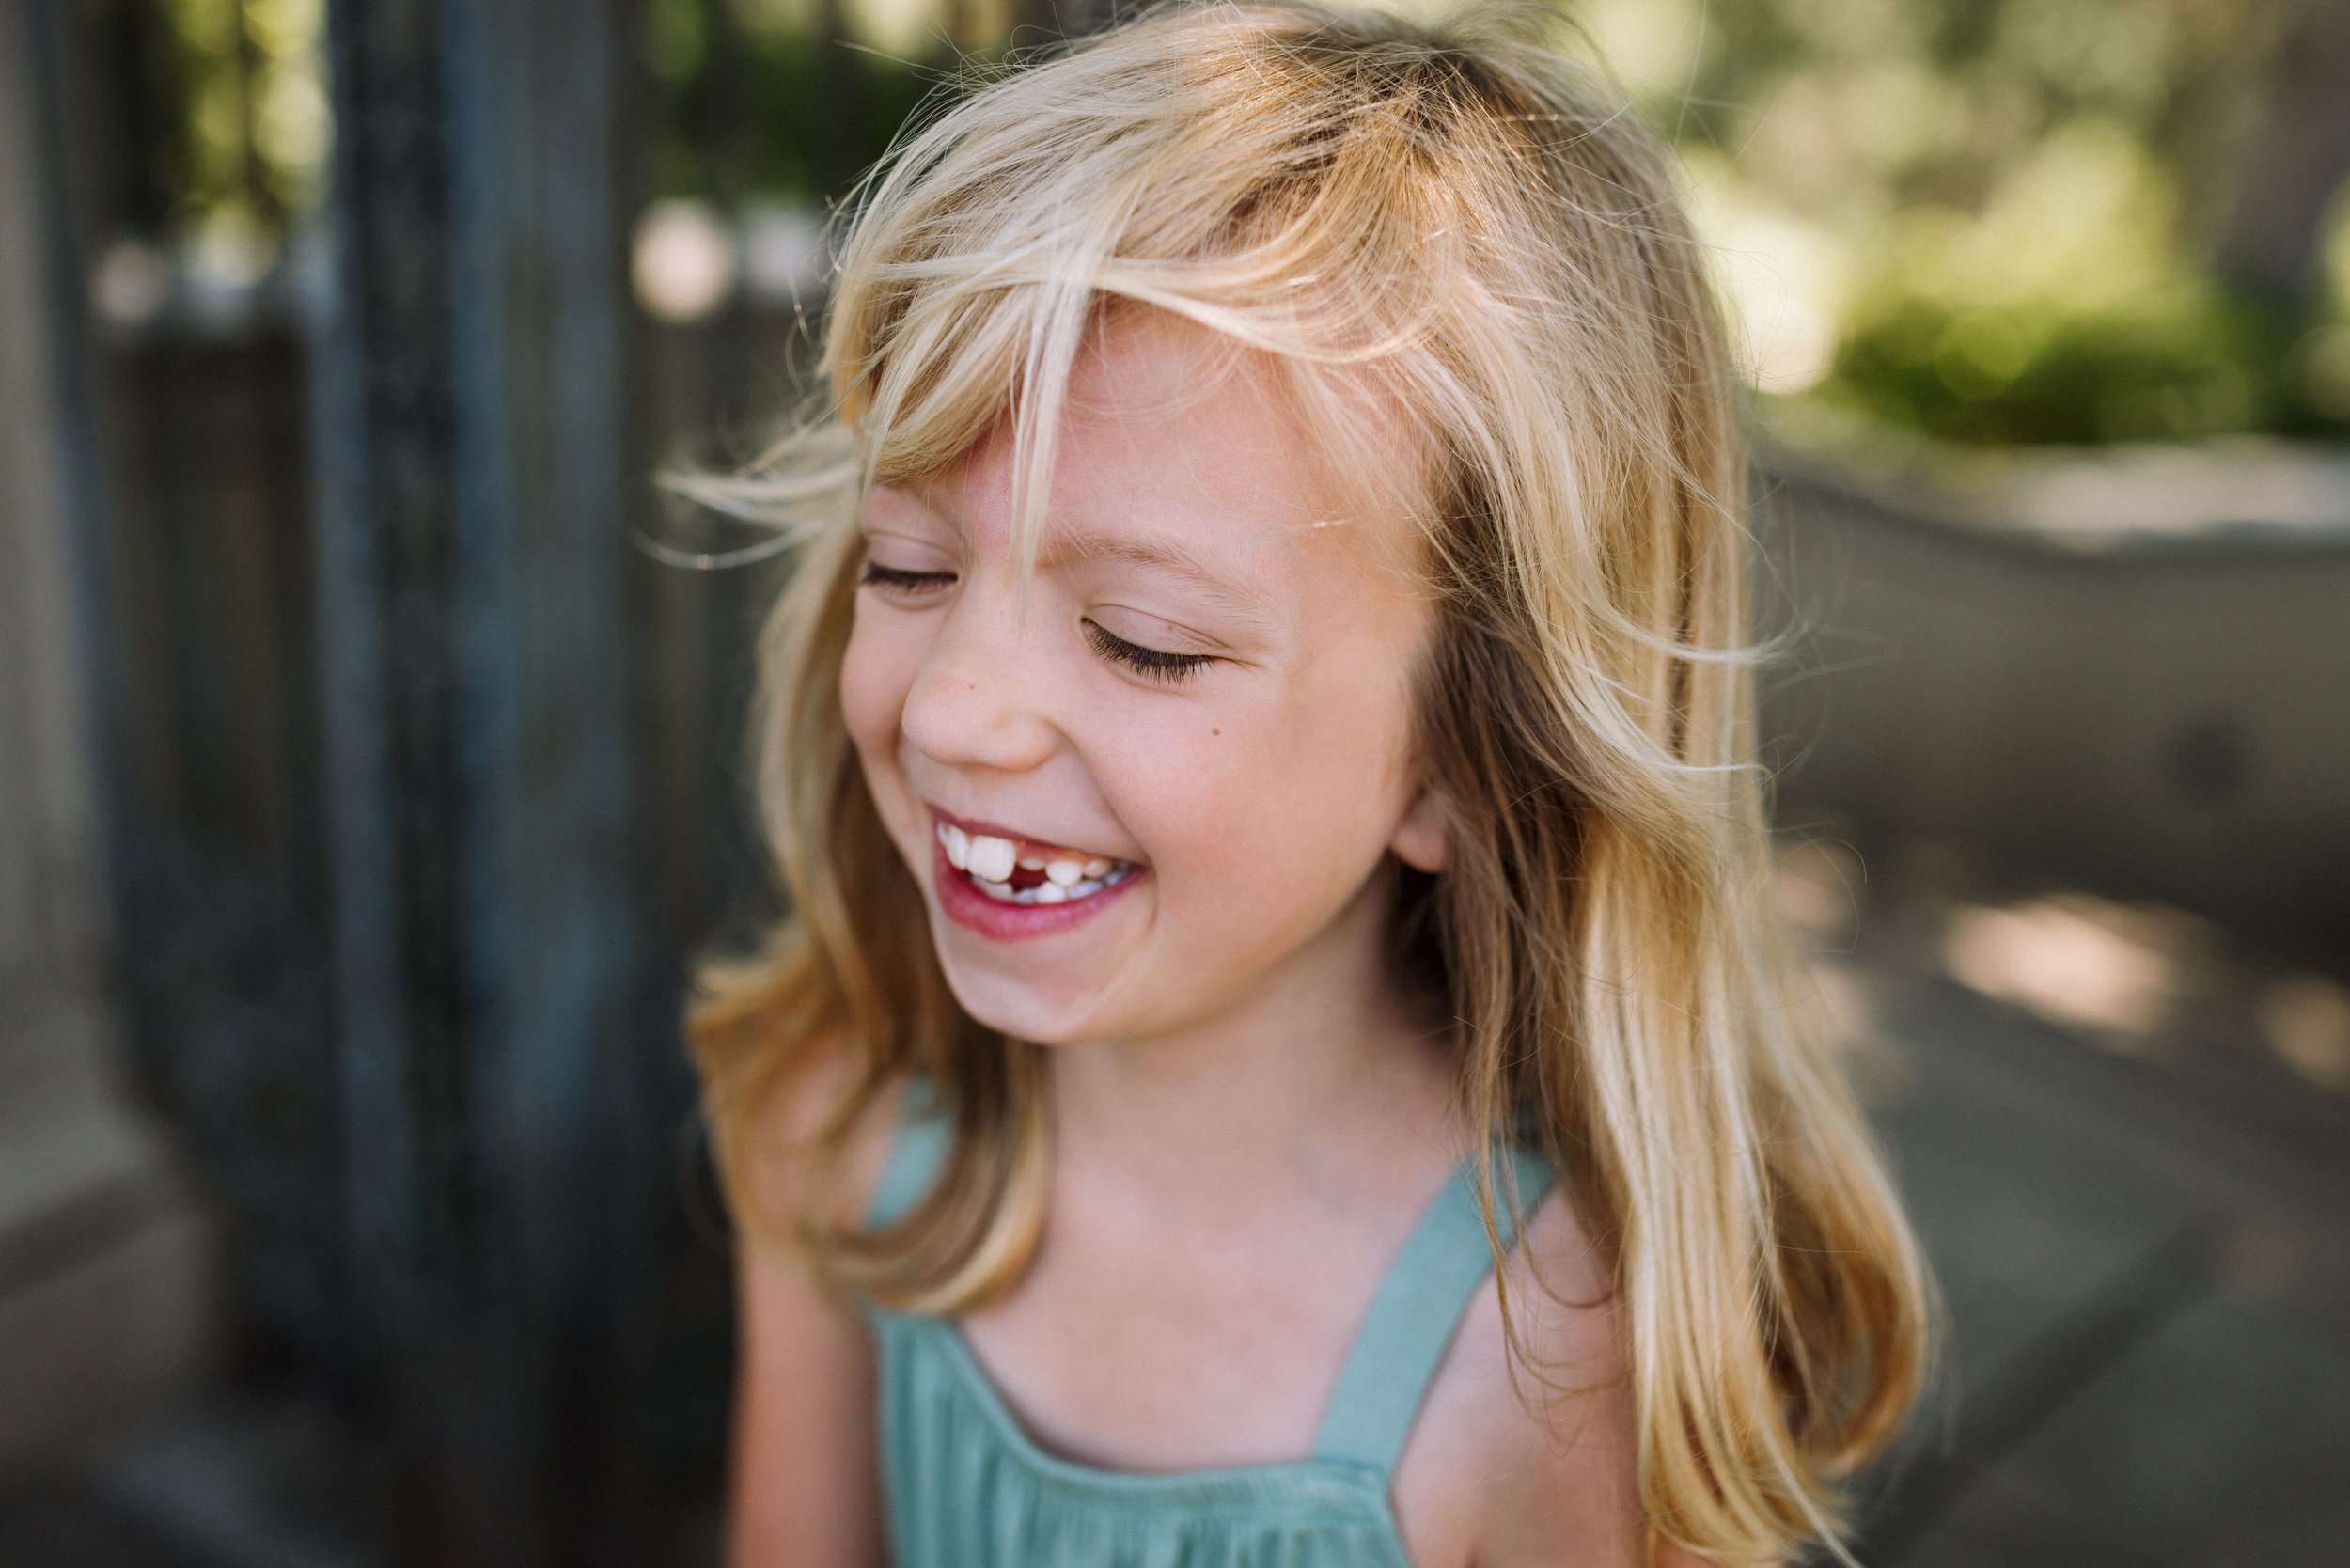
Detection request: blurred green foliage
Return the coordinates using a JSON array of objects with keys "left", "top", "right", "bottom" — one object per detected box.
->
[
  {"left": 83, "top": 0, "right": 327, "bottom": 243},
  {"left": 1561, "top": 0, "right": 2350, "bottom": 443},
  {"left": 640, "top": 0, "right": 949, "bottom": 206},
  {"left": 1831, "top": 290, "right": 2289, "bottom": 445},
  {"left": 86, "top": 0, "right": 2350, "bottom": 445}
]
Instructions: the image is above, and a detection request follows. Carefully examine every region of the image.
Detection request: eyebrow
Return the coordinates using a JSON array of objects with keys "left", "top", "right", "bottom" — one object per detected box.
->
[
  {"left": 868, "top": 485, "right": 1277, "bottom": 627},
  {"left": 1041, "top": 532, "right": 1275, "bottom": 625}
]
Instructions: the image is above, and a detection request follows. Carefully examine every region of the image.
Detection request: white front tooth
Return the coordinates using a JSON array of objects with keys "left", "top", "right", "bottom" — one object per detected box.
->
[
  {"left": 1034, "top": 883, "right": 1067, "bottom": 903},
  {"left": 1045, "top": 860, "right": 1082, "bottom": 886},
  {"left": 967, "top": 834, "right": 1016, "bottom": 883},
  {"left": 941, "top": 823, "right": 970, "bottom": 870},
  {"left": 977, "top": 876, "right": 1017, "bottom": 902},
  {"left": 1070, "top": 879, "right": 1102, "bottom": 898},
  {"left": 1082, "top": 857, "right": 1112, "bottom": 878}
]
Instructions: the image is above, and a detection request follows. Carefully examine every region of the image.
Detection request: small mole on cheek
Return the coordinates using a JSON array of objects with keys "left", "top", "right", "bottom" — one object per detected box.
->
[{"left": 1212, "top": 729, "right": 1220, "bottom": 736}]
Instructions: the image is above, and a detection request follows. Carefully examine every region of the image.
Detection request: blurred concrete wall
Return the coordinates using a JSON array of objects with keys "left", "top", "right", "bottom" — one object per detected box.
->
[
  {"left": 1760, "top": 447, "right": 2350, "bottom": 953},
  {"left": 0, "top": 13, "right": 215, "bottom": 1473}
]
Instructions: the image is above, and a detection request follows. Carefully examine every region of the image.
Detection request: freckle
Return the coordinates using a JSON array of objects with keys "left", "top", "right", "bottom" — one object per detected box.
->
[{"left": 1212, "top": 729, "right": 1220, "bottom": 736}]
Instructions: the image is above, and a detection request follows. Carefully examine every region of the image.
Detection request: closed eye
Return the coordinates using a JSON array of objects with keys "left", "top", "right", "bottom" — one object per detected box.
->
[
  {"left": 860, "top": 561, "right": 956, "bottom": 594},
  {"left": 1084, "top": 619, "right": 1214, "bottom": 684}
]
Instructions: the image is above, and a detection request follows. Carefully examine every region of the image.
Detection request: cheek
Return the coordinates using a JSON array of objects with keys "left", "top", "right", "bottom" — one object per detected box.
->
[
  {"left": 839, "top": 601, "right": 918, "bottom": 781},
  {"left": 1135, "top": 647, "right": 1417, "bottom": 923}
]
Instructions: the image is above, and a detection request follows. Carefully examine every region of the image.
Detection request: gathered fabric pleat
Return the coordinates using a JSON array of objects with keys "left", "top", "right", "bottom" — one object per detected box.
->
[{"left": 872, "top": 1312, "right": 1417, "bottom": 1568}]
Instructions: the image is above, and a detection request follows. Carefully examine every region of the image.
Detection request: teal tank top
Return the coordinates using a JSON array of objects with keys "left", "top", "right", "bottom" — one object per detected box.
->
[{"left": 860, "top": 1093, "right": 1555, "bottom": 1568}]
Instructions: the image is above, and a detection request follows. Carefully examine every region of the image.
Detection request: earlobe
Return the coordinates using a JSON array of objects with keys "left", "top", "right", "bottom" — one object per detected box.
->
[{"left": 1391, "top": 787, "right": 1450, "bottom": 873}]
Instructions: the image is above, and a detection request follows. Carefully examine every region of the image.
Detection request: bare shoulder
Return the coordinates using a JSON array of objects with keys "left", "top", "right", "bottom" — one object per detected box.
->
[
  {"left": 724, "top": 1034, "right": 908, "bottom": 1568},
  {"left": 737, "top": 1033, "right": 911, "bottom": 1256},
  {"left": 1395, "top": 1187, "right": 1707, "bottom": 1568}
]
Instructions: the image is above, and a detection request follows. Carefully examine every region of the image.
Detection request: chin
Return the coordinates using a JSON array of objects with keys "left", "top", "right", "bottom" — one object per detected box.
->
[{"left": 931, "top": 957, "right": 1104, "bottom": 1047}]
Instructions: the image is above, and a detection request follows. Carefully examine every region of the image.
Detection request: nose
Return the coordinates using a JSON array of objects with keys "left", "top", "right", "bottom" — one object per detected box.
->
[{"left": 898, "top": 591, "right": 1060, "bottom": 776}]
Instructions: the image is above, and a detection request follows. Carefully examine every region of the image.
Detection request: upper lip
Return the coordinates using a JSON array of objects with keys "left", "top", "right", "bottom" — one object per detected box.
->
[{"left": 925, "top": 803, "right": 1126, "bottom": 862}]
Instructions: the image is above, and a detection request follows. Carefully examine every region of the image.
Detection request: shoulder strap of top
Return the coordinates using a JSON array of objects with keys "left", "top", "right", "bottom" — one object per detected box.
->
[
  {"left": 865, "top": 1079, "right": 951, "bottom": 1230},
  {"left": 1312, "top": 1145, "right": 1556, "bottom": 1475}
]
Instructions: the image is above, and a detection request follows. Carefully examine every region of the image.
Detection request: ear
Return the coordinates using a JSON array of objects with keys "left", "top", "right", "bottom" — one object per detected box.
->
[{"left": 1390, "top": 785, "right": 1450, "bottom": 873}]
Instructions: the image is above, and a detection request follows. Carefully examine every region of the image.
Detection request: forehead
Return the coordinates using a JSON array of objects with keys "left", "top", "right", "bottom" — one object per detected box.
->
[{"left": 878, "top": 308, "right": 1431, "bottom": 587}]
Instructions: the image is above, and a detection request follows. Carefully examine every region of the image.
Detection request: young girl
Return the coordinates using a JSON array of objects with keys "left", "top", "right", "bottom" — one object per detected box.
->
[{"left": 685, "top": 5, "right": 1929, "bottom": 1564}]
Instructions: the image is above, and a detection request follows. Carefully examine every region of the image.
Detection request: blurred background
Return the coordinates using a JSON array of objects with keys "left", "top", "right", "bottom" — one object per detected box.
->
[{"left": 0, "top": 0, "right": 2343, "bottom": 1563}]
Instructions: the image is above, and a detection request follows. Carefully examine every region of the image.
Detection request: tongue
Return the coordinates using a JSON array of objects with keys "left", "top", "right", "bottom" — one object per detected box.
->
[{"left": 1007, "top": 865, "right": 1050, "bottom": 891}]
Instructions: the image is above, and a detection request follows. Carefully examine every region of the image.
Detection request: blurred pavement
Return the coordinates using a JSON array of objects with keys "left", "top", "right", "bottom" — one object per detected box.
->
[{"left": 1814, "top": 841, "right": 2350, "bottom": 1567}]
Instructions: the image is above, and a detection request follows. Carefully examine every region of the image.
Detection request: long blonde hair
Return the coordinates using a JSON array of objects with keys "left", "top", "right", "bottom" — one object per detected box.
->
[{"left": 684, "top": 5, "right": 1928, "bottom": 1560}]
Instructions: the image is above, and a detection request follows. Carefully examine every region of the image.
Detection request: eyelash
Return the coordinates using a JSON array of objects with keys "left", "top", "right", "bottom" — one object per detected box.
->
[
  {"left": 1084, "top": 619, "right": 1214, "bottom": 684},
  {"left": 860, "top": 559, "right": 1214, "bottom": 684},
  {"left": 859, "top": 561, "right": 955, "bottom": 593}
]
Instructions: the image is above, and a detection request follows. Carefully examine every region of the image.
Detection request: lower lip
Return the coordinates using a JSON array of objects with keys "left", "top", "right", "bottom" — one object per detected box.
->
[{"left": 932, "top": 834, "right": 1146, "bottom": 942}]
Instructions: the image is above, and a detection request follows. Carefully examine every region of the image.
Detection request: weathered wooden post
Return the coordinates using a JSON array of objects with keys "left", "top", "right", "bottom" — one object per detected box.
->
[{"left": 314, "top": 0, "right": 664, "bottom": 1560}]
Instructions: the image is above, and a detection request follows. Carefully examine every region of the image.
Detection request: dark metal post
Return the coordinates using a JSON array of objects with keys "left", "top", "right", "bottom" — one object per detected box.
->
[{"left": 315, "top": 0, "right": 652, "bottom": 1560}]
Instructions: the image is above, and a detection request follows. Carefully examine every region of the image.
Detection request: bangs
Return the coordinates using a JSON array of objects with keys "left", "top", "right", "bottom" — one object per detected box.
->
[{"left": 826, "top": 10, "right": 1528, "bottom": 578}]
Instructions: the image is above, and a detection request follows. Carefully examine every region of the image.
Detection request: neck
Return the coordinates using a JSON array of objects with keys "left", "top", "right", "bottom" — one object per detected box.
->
[{"left": 1045, "top": 870, "right": 1460, "bottom": 1209}]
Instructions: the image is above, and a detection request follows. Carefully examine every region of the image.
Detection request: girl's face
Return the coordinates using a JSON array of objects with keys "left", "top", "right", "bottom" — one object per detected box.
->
[{"left": 840, "top": 309, "right": 1447, "bottom": 1046}]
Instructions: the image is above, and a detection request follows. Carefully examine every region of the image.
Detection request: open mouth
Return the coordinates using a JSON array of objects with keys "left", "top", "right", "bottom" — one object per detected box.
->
[{"left": 935, "top": 819, "right": 1140, "bottom": 906}]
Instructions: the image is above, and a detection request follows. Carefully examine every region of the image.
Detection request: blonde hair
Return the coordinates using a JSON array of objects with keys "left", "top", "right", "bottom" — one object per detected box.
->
[{"left": 684, "top": 5, "right": 1929, "bottom": 1561}]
